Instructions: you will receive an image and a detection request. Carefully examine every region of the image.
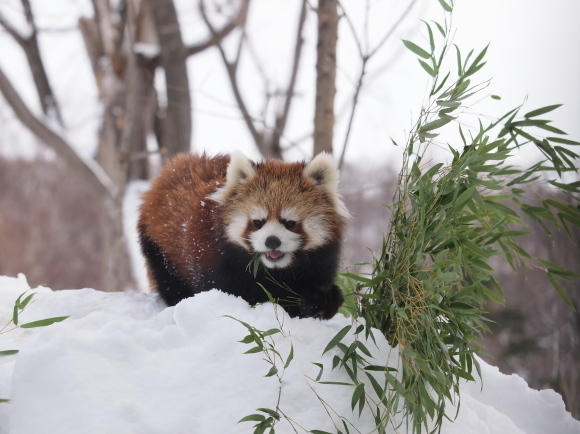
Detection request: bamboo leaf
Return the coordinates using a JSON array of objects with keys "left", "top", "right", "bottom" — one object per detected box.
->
[
  {"left": 238, "top": 414, "right": 265, "bottom": 423},
  {"left": 284, "top": 344, "right": 294, "bottom": 369},
  {"left": 547, "top": 273, "right": 576, "bottom": 311},
  {"left": 19, "top": 316, "right": 69, "bottom": 329},
  {"left": 438, "top": 0, "right": 453, "bottom": 12},
  {"left": 402, "top": 39, "right": 431, "bottom": 59},
  {"left": 256, "top": 408, "right": 280, "bottom": 421},
  {"left": 524, "top": 104, "right": 562, "bottom": 118},
  {"left": 419, "top": 59, "right": 437, "bottom": 77},
  {"left": 322, "top": 326, "right": 352, "bottom": 355}
]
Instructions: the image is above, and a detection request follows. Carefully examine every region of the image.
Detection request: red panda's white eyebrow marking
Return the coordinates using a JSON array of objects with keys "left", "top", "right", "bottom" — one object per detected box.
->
[
  {"left": 250, "top": 206, "right": 268, "bottom": 221},
  {"left": 281, "top": 207, "right": 300, "bottom": 222}
]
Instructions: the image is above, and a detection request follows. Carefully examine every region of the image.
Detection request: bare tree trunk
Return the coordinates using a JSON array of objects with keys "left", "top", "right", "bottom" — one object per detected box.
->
[
  {"left": 147, "top": 0, "right": 191, "bottom": 158},
  {"left": 313, "top": 0, "right": 338, "bottom": 156}
]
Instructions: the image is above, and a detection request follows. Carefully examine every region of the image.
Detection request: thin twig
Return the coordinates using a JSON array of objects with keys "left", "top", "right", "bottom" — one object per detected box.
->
[
  {"left": 337, "top": 0, "right": 420, "bottom": 168},
  {"left": 199, "top": 0, "right": 268, "bottom": 155},
  {"left": 271, "top": 0, "right": 308, "bottom": 155}
]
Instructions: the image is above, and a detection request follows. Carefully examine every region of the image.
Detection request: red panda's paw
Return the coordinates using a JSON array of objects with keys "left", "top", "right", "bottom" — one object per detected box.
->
[{"left": 299, "top": 284, "right": 345, "bottom": 320}]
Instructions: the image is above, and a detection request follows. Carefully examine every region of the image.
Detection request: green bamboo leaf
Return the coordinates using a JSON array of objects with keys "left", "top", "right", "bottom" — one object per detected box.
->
[
  {"left": 421, "top": 117, "right": 452, "bottom": 132},
  {"left": 239, "top": 335, "right": 256, "bottom": 344},
  {"left": 284, "top": 343, "right": 294, "bottom": 369},
  {"left": 396, "top": 308, "right": 409, "bottom": 319},
  {"left": 437, "top": 100, "right": 461, "bottom": 108},
  {"left": 402, "top": 39, "right": 431, "bottom": 59},
  {"left": 422, "top": 20, "right": 435, "bottom": 53},
  {"left": 19, "top": 316, "right": 69, "bottom": 329},
  {"left": 453, "top": 186, "right": 475, "bottom": 210},
  {"left": 238, "top": 414, "right": 265, "bottom": 423},
  {"left": 0, "top": 399, "right": 10, "bottom": 403},
  {"left": 419, "top": 59, "right": 437, "bottom": 77},
  {"left": 322, "top": 325, "right": 352, "bottom": 355},
  {"left": 0, "top": 350, "right": 19, "bottom": 356},
  {"left": 534, "top": 123, "right": 567, "bottom": 135},
  {"left": 524, "top": 104, "right": 562, "bottom": 118},
  {"left": 464, "top": 45, "right": 488, "bottom": 77},
  {"left": 12, "top": 304, "right": 19, "bottom": 327},
  {"left": 438, "top": 272, "right": 460, "bottom": 282},
  {"left": 262, "top": 328, "right": 281, "bottom": 337},
  {"left": 317, "top": 381, "right": 354, "bottom": 386},
  {"left": 18, "top": 293, "right": 35, "bottom": 310},
  {"left": 365, "top": 372, "right": 386, "bottom": 401},
  {"left": 438, "top": 0, "right": 453, "bottom": 12},
  {"left": 340, "top": 273, "right": 372, "bottom": 284},
  {"left": 434, "top": 21, "right": 446, "bottom": 37},
  {"left": 351, "top": 383, "right": 365, "bottom": 413},
  {"left": 257, "top": 408, "right": 281, "bottom": 420},
  {"left": 243, "top": 346, "right": 263, "bottom": 354},
  {"left": 547, "top": 137, "right": 580, "bottom": 146},
  {"left": 364, "top": 365, "right": 398, "bottom": 372},
  {"left": 312, "top": 362, "right": 324, "bottom": 381},
  {"left": 538, "top": 259, "right": 580, "bottom": 278},
  {"left": 264, "top": 366, "right": 278, "bottom": 377},
  {"left": 454, "top": 368, "right": 475, "bottom": 381},
  {"left": 547, "top": 273, "right": 576, "bottom": 311},
  {"left": 402, "top": 347, "right": 417, "bottom": 359}
]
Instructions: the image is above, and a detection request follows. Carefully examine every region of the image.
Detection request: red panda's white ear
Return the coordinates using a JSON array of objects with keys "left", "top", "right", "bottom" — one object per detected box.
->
[
  {"left": 209, "top": 151, "right": 257, "bottom": 204},
  {"left": 304, "top": 153, "right": 350, "bottom": 219}
]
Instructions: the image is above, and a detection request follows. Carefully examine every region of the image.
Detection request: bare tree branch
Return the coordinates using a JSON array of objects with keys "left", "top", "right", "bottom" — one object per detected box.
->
[
  {"left": 337, "top": 0, "right": 420, "bottom": 167},
  {"left": 199, "top": 0, "right": 269, "bottom": 155},
  {"left": 313, "top": 0, "right": 338, "bottom": 156},
  {"left": 0, "top": 0, "right": 64, "bottom": 125},
  {"left": 0, "top": 11, "right": 25, "bottom": 44},
  {"left": 186, "top": 10, "right": 241, "bottom": 57},
  {"left": 271, "top": 0, "right": 308, "bottom": 155},
  {"left": 0, "top": 65, "right": 117, "bottom": 205}
]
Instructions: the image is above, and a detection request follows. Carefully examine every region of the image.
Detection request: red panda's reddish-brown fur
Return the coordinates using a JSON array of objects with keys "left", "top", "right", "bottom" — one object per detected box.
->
[{"left": 138, "top": 152, "right": 348, "bottom": 319}]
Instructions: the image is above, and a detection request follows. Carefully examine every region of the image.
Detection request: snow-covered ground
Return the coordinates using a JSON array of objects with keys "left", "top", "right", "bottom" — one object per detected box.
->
[{"left": 0, "top": 274, "right": 578, "bottom": 434}]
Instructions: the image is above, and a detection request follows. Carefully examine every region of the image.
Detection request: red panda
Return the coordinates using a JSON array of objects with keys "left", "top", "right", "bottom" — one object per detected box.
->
[{"left": 137, "top": 152, "right": 349, "bottom": 319}]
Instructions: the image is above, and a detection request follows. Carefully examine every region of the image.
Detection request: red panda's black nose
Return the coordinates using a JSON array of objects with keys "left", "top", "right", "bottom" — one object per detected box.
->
[{"left": 265, "top": 236, "right": 282, "bottom": 249}]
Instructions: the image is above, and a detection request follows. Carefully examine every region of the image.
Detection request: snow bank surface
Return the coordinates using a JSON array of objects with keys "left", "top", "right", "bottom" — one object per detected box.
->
[{"left": 0, "top": 274, "right": 578, "bottom": 434}]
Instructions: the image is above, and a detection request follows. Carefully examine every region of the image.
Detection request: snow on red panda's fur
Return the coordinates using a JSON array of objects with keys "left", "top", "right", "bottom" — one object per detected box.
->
[{"left": 137, "top": 152, "right": 349, "bottom": 319}]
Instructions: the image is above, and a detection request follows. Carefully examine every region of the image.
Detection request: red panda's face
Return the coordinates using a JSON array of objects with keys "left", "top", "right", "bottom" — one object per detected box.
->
[{"left": 209, "top": 152, "right": 349, "bottom": 269}]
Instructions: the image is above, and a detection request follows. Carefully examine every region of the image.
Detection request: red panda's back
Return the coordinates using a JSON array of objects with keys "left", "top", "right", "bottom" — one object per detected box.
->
[{"left": 138, "top": 153, "right": 230, "bottom": 283}]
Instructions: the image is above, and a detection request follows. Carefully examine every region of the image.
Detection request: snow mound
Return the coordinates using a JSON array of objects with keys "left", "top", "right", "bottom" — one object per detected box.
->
[{"left": 0, "top": 274, "right": 578, "bottom": 434}]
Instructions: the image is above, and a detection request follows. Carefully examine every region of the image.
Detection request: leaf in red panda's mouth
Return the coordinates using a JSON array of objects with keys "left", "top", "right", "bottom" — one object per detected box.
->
[{"left": 264, "top": 250, "right": 285, "bottom": 260}]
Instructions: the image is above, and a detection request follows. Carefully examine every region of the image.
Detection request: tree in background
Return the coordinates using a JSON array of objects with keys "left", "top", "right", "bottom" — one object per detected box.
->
[{"left": 0, "top": 0, "right": 245, "bottom": 291}]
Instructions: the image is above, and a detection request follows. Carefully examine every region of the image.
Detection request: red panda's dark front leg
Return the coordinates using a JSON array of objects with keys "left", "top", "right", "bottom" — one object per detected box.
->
[{"left": 299, "top": 284, "right": 344, "bottom": 320}]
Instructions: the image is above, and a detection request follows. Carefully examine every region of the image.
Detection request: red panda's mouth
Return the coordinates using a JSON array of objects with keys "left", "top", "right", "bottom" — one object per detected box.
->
[{"left": 264, "top": 250, "right": 285, "bottom": 261}]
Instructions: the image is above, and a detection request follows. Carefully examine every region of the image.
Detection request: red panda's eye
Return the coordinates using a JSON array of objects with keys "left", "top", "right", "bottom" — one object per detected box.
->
[
  {"left": 284, "top": 220, "right": 296, "bottom": 230},
  {"left": 253, "top": 219, "right": 264, "bottom": 229}
]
